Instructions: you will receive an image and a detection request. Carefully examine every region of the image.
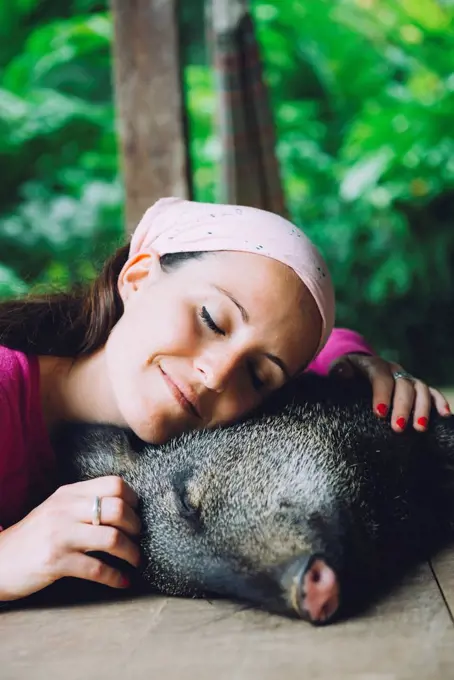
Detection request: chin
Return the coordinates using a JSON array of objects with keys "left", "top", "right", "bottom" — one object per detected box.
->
[
  {"left": 126, "top": 417, "right": 163, "bottom": 445},
  {"left": 127, "top": 413, "right": 185, "bottom": 446},
  {"left": 118, "top": 390, "right": 194, "bottom": 445},
  {"left": 112, "top": 402, "right": 154, "bottom": 444}
]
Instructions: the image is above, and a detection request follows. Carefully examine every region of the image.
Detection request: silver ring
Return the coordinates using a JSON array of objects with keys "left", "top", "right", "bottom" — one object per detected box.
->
[
  {"left": 393, "top": 370, "right": 415, "bottom": 383},
  {"left": 92, "top": 496, "right": 102, "bottom": 526}
]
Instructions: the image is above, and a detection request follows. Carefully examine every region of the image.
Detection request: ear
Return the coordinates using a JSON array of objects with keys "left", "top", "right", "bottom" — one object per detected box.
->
[{"left": 117, "top": 249, "right": 162, "bottom": 303}]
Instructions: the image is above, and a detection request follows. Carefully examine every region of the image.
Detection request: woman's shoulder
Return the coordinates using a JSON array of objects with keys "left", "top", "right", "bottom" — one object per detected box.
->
[
  {"left": 0, "top": 343, "right": 32, "bottom": 366},
  {"left": 0, "top": 346, "right": 54, "bottom": 528},
  {"left": 0, "top": 344, "right": 37, "bottom": 386},
  {"left": 0, "top": 345, "right": 39, "bottom": 413},
  {"left": 0, "top": 347, "right": 33, "bottom": 477}
]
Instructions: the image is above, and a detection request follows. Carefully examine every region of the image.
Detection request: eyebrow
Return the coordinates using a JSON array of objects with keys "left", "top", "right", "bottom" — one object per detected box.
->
[
  {"left": 213, "top": 285, "right": 250, "bottom": 323},
  {"left": 212, "top": 285, "right": 291, "bottom": 380}
]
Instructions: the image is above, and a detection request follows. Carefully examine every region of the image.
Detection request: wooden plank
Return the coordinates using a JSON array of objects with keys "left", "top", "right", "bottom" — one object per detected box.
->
[
  {"left": 1, "top": 562, "right": 452, "bottom": 680},
  {"left": 110, "top": 0, "right": 191, "bottom": 236},
  {"left": 431, "top": 545, "right": 454, "bottom": 622},
  {"left": 426, "top": 390, "right": 454, "bottom": 623}
]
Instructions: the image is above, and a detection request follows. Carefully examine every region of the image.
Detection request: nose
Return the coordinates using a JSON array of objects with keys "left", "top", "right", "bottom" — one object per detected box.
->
[
  {"left": 280, "top": 553, "right": 341, "bottom": 625},
  {"left": 194, "top": 348, "right": 241, "bottom": 392}
]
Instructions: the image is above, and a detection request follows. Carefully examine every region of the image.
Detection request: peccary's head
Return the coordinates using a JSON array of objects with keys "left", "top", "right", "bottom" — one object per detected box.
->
[{"left": 57, "top": 376, "right": 452, "bottom": 625}]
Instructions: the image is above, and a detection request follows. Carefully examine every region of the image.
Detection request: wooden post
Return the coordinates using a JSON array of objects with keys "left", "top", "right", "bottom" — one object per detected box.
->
[{"left": 110, "top": 0, "right": 191, "bottom": 236}]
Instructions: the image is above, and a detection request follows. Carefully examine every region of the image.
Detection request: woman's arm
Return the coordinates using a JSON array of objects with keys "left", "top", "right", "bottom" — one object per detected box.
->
[
  {"left": 305, "top": 327, "right": 450, "bottom": 433},
  {"left": 306, "top": 328, "right": 374, "bottom": 376}
]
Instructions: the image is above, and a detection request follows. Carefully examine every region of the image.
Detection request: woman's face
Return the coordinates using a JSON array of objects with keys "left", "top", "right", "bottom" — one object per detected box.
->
[{"left": 105, "top": 251, "right": 322, "bottom": 443}]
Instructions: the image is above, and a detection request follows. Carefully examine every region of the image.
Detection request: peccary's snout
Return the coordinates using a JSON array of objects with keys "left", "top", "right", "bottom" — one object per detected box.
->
[{"left": 279, "top": 553, "right": 341, "bottom": 625}]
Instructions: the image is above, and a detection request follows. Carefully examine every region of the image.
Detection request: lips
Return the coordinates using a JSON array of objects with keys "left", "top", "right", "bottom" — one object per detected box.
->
[{"left": 159, "top": 366, "right": 202, "bottom": 419}]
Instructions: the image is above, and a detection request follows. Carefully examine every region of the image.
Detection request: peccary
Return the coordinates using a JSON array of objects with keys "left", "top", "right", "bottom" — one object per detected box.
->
[{"left": 55, "top": 374, "right": 454, "bottom": 625}]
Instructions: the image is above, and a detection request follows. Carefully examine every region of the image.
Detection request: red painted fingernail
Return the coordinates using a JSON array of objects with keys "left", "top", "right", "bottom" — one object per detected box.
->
[
  {"left": 376, "top": 403, "right": 388, "bottom": 417},
  {"left": 445, "top": 404, "right": 451, "bottom": 414},
  {"left": 396, "top": 417, "right": 406, "bottom": 430},
  {"left": 120, "top": 576, "right": 130, "bottom": 588},
  {"left": 417, "top": 417, "right": 428, "bottom": 429}
]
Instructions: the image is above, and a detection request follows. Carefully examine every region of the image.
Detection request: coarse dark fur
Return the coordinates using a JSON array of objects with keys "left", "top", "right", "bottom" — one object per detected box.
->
[{"left": 53, "top": 374, "right": 454, "bottom": 623}]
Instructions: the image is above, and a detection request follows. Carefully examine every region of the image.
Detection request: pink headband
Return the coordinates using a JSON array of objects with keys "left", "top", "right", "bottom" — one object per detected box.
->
[{"left": 129, "top": 197, "right": 335, "bottom": 353}]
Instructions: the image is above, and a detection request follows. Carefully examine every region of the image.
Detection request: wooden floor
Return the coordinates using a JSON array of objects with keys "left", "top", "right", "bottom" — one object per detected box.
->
[
  {"left": 1, "top": 550, "right": 453, "bottom": 680},
  {"left": 1, "top": 392, "right": 454, "bottom": 680}
]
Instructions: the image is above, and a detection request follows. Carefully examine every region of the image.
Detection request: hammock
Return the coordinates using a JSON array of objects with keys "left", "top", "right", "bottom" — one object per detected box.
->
[{"left": 207, "top": 0, "right": 287, "bottom": 217}]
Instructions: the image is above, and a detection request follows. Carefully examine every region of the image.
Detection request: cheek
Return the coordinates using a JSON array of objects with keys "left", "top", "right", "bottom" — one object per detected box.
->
[
  {"left": 114, "top": 294, "right": 197, "bottom": 361},
  {"left": 154, "top": 302, "right": 201, "bottom": 357},
  {"left": 212, "top": 387, "right": 260, "bottom": 426},
  {"left": 104, "top": 318, "right": 143, "bottom": 402},
  {"left": 104, "top": 301, "right": 201, "bottom": 432},
  {"left": 108, "top": 312, "right": 149, "bottom": 367}
]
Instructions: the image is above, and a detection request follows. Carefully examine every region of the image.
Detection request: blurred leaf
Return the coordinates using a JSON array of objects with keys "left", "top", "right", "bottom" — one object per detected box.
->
[
  {"left": 1, "top": 0, "right": 454, "bottom": 382},
  {"left": 340, "top": 149, "right": 395, "bottom": 201},
  {"left": 0, "top": 264, "right": 29, "bottom": 298}
]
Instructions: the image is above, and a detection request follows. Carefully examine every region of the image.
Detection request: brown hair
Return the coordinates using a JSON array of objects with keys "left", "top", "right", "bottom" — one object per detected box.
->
[{"left": 0, "top": 247, "right": 205, "bottom": 357}]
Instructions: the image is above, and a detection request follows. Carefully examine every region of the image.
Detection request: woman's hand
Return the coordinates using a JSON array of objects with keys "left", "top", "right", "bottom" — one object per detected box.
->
[
  {"left": 329, "top": 353, "right": 451, "bottom": 433},
  {"left": 0, "top": 476, "right": 141, "bottom": 602}
]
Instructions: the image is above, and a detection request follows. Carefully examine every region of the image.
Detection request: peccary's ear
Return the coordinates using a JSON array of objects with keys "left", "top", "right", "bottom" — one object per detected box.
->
[{"left": 53, "top": 423, "right": 139, "bottom": 483}]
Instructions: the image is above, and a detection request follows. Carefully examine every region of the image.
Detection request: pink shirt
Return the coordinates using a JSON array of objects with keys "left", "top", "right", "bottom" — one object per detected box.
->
[
  {"left": 307, "top": 327, "right": 374, "bottom": 375},
  {"left": 0, "top": 328, "right": 373, "bottom": 528},
  {"left": 0, "top": 347, "right": 55, "bottom": 529}
]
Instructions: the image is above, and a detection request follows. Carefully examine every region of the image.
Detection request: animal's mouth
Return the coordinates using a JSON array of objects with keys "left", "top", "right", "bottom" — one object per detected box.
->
[
  {"left": 137, "top": 547, "right": 341, "bottom": 625},
  {"left": 239, "top": 553, "right": 342, "bottom": 625}
]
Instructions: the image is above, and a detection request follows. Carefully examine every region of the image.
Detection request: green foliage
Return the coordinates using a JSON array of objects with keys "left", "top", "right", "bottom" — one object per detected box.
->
[
  {"left": 1, "top": 0, "right": 453, "bottom": 381},
  {"left": 186, "top": 0, "right": 454, "bottom": 380},
  {"left": 0, "top": 1, "right": 122, "bottom": 292}
]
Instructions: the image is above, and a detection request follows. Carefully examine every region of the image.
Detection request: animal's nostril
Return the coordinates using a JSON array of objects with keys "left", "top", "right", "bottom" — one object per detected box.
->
[
  {"left": 290, "top": 556, "right": 340, "bottom": 625},
  {"left": 310, "top": 565, "right": 321, "bottom": 583}
]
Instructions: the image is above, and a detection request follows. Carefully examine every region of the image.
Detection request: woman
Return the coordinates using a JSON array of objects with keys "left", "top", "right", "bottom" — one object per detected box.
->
[{"left": 0, "top": 197, "right": 449, "bottom": 602}]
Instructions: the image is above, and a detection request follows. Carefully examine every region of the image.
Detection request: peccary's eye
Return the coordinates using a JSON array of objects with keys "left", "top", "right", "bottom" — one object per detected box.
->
[
  {"left": 180, "top": 490, "right": 199, "bottom": 518},
  {"left": 176, "top": 487, "right": 203, "bottom": 531},
  {"left": 173, "top": 473, "right": 203, "bottom": 530}
]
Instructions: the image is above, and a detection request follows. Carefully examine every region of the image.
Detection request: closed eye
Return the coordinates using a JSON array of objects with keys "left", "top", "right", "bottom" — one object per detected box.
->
[
  {"left": 201, "top": 308, "right": 265, "bottom": 391},
  {"left": 200, "top": 306, "right": 225, "bottom": 336},
  {"left": 175, "top": 485, "right": 203, "bottom": 531},
  {"left": 200, "top": 307, "right": 265, "bottom": 392},
  {"left": 180, "top": 490, "right": 198, "bottom": 517},
  {"left": 248, "top": 362, "right": 265, "bottom": 391}
]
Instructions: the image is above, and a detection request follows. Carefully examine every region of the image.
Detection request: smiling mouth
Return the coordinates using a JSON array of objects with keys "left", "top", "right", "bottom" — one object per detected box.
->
[{"left": 159, "top": 367, "right": 201, "bottom": 419}]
